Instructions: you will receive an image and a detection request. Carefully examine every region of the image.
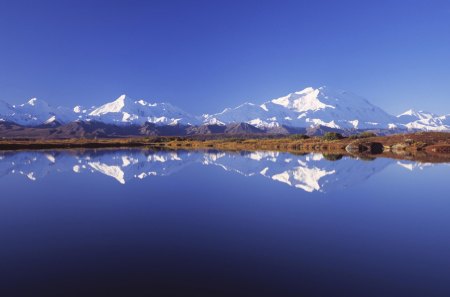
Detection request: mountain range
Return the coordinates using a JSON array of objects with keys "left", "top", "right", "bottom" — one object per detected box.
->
[{"left": 1, "top": 86, "right": 449, "bottom": 137}]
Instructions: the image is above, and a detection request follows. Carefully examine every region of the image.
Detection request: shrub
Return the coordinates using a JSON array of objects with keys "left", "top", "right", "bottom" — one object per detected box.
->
[
  {"left": 348, "top": 132, "right": 377, "bottom": 139},
  {"left": 289, "top": 134, "right": 310, "bottom": 140},
  {"left": 358, "top": 132, "right": 377, "bottom": 138},
  {"left": 323, "top": 132, "right": 344, "bottom": 141},
  {"left": 224, "top": 138, "right": 240, "bottom": 142}
]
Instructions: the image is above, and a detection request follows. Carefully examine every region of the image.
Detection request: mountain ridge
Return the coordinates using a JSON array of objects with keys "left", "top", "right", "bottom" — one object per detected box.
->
[{"left": 1, "top": 86, "right": 449, "bottom": 133}]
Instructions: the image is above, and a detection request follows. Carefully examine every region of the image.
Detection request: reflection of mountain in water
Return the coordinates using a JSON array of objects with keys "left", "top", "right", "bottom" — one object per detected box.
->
[
  {"left": 0, "top": 150, "right": 436, "bottom": 193},
  {"left": 202, "top": 152, "right": 394, "bottom": 192},
  {"left": 0, "top": 150, "right": 198, "bottom": 185}
]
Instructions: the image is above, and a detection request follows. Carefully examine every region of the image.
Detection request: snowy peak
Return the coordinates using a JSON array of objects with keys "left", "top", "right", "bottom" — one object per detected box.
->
[
  {"left": 89, "top": 94, "right": 129, "bottom": 116},
  {"left": 203, "top": 102, "right": 268, "bottom": 126},
  {"left": 18, "top": 97, "right": 49, "bottom": 108},
  {"left": 398, "top": 109, "right": 418, "bottom": 117},
  {"left": 73, "top": 105, "right": 88, "bottom": 114},
  {"left": 8, "top": 97, "right": 76, "bottom": 126},
  {"left": 85, "top": 94, "right": 200, "bottom": 126},
  {"left": 271, "top": 87, "right": 334, "bottom": 112},
  {"left": 397, "top": 109, "right": 447, "bottom": 131},
  {"left": 0, "top": 93, "right": 200, "bottom": 127},
  {"left": 26, "top": 98, "right": 38, "bottom": 106},
  {"left": 397, "top": 109, "right": 437, "bottom": 121},
  {"left": 204, "top": 86, "right": 398, "bottom": 130}
]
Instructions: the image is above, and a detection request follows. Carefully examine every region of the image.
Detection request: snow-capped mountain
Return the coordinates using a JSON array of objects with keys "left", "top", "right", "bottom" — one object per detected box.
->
[
  {"left": 205, "top": 87, "right": 398, "bottom": 130},
  {"left": 204, "top": 86, "right": 450, "bottom": 131},
  {"left": 396, "top": 109, "right": 449, "bottom": 131},
  {"left": 13, "top": 98, "right": 76, "bottom": 125},
  {"left": 82, "top": 94, "right": 200, "bottom": 126},
  {"left": 0, "top": 94, "right": 200, "bottom": 127},
  {"left": 0, "top": 98, "right": 75, "bottom": 125},
  {"left": 0, "top": 87, "right": 449, "bottom": 132}
]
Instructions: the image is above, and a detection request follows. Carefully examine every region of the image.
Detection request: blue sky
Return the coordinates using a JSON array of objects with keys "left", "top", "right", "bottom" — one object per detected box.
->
[{"left": 0, "top": 0, "right": 449, "bottom": 115}]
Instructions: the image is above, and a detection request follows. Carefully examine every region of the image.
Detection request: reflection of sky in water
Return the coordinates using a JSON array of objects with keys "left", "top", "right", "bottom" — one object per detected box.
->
[
  {"left": 1, "top": 149, "right": 445, "bottom": 193},
  {"left": 1, "top": 149, "right": 450, "bottom": 295}
]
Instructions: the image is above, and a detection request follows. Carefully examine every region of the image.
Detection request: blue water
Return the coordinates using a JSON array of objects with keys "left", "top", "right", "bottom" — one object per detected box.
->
[{"left": 0, "top": 149, "right": 449, "bottom": 296}]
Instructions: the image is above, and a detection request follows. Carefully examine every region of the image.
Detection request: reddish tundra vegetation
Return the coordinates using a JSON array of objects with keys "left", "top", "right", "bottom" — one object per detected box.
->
[{"left": 0, "top": 132, "right": 449, "bottom": 163}]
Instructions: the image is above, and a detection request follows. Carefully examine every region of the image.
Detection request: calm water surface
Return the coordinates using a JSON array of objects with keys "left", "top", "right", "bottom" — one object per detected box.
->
[{"left": 0, "top": 149, "right": 449, "bottom": 296}]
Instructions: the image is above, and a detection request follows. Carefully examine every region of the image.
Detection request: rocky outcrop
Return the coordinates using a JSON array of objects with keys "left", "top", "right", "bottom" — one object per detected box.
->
[{"left": 345, "top": 141, "right": 384, "bottom": 154}]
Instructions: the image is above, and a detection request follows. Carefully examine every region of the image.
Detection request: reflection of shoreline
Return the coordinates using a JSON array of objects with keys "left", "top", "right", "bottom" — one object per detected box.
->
[
  {"left": 1, "top": 132, "right": 450, "bottom": 165},
  {"left": 0, "top": 150, "right": 440, "bottom": 193}
]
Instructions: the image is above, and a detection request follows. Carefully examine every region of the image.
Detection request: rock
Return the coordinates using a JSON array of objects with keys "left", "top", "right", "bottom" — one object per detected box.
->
[
  {"left": 392, "top": 143, "right": 409, "bottom": 152},
  {"left": 345, "top": 143, "right": 367, "bottom": 153},
  {"left": 346, "top": 142, "right": 384, "bottom": 154},
  {"left": 367, "top": 142, "right": 384, "bottom": 154}
]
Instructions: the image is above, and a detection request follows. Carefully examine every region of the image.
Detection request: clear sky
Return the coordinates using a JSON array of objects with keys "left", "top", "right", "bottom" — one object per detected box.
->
[{"left": 0, "top": 0, "right": 449, "bottom": 115}]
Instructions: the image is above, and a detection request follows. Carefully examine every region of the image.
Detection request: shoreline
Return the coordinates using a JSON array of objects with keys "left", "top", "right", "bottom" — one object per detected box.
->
[{"left": 1, "top": 132, "right": 449, "bottom": 163}]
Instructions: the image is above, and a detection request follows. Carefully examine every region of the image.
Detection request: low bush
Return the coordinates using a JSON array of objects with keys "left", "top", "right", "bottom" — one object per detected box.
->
[
  {"left": 323, "top": 132, "right": 344, "bottom": 141},
  {"left": 289, "top": 134, "right": 310, "bottom": 140},
  {"left": 358, "top": 132, "right": 377, "bottom": 138},
  {"left": 348, "top": 132, "right": 377, "bottom": 139}
]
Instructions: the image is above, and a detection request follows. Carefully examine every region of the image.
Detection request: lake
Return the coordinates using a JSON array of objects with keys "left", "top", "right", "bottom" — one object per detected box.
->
[{"left": 0, "top": 149, "right": 449, "bottom": 296}]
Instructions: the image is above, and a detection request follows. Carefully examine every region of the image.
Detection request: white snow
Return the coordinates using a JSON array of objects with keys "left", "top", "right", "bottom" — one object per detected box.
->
[
  {"left": 271, "top": 87, "right": 335, "bottom": 112},
  {"left": 82, "top": 94, "right": 200, "bottom": 126},
  {"left": 44, "top": 116, "right": 56, "bottom": 124},
  {"left": 349, "top": 120, "right": 359, "bottom": 129},
  {"left": 27, "top": 98, "right": 38, "bottom": 106},
  {"left": 90, "top": 94, "right": 127, "bottom": 116}
]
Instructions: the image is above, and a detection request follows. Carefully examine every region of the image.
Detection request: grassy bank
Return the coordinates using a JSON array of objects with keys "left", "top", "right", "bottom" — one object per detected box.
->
[{"left": 1, "top": 132, "right": 449, "bottom": 163}]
